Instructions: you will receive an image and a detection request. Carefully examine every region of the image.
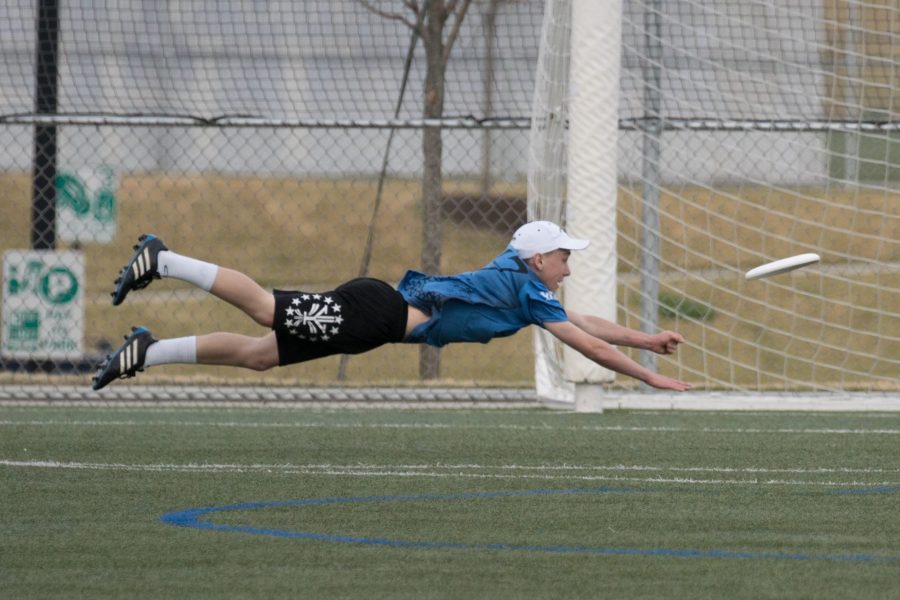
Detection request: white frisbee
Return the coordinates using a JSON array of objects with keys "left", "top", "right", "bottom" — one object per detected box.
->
[{"left": 745, "top": 253, "right": 820, "bottom": 280}]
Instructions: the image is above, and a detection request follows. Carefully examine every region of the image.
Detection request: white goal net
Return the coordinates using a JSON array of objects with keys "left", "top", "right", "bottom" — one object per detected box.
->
[{"left": 530, "top": 0, "right": 899, "bottom": 400}]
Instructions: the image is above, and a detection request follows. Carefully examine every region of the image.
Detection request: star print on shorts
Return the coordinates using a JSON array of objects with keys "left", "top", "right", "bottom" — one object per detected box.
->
[{"left": 282, "top": 293, "right": 344, "bottom": 341}]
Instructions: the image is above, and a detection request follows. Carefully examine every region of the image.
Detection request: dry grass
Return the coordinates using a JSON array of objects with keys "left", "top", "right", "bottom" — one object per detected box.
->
[{"left": 1, "top": 172, "right": 897, "bottom": 389}]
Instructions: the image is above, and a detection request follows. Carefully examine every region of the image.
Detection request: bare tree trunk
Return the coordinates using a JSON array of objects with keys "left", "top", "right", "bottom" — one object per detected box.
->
[
  {"left": 358, "top": 0, "right": 474, "bottom": 380},
  {"left": 419, "top": 1, "right": 446, "bottom": 380}
]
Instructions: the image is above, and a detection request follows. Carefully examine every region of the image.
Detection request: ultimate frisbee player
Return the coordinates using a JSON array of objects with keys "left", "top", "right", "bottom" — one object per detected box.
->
[{"left": 92, "top": 221, "right": 691, "bottom": 392}]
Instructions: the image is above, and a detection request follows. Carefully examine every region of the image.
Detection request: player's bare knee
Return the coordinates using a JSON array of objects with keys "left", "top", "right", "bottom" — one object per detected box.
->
[
  {"left": 251, "top": 297, "right": 276, "bottom": 328},
  {"left": 238, "top": 337, "right": 279, "bottom": 371},
  {"left": 249, "top": 358, "right": 276, "bottom": 371},
  {"left": 244, "top": 352, "right": 277, "bottom": 372},
  {"left": 251, "top": 310, "right": 273, "bottom": 328}
]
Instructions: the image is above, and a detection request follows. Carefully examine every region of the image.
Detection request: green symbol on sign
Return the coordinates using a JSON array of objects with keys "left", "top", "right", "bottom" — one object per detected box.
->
[
  {"left": 55, "top": 167, "right": 117, "bottom": 223},
  {"left": 7, "top": 263, "right": 79, "bottom": 305},
  {"left": 8, "top": 310, "right": 40, "bottom": 342},
  {"left": 94, "top": 186, "right": 116, "bottom": 223},
  {"left": 7, "top": 260, "right": 44, "bottom": 296},
  {"left": 56, "top": 172, "right": 91, "bottom": 215},
  {"left": 41, "top": 267, "right": 79, "bottom": 304}
]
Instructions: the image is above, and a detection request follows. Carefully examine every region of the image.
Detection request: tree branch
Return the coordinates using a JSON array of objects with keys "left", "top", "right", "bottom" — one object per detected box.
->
[
  {"left": 358, "top": 0, "right": 417, "bottom": 31},
  {"left": 442, "top": 0, "right": 473, "bottom": 68}
]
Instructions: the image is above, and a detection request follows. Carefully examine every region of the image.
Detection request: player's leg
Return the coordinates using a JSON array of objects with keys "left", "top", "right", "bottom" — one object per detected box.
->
[
  {"left": 111, "top": 234, "right": 274, "bottom": 327},
  {"left": 207, "top": 268, "right": 275, "bottom": 328},
  {"left": 92, "top": 329, "right": 279, "bottom": 391},
  {"left": 195, "top": 331, "right": 279, "bottom": 370}
]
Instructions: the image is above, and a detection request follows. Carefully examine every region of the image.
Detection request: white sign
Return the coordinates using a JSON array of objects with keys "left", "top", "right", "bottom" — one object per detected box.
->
[
  {"left": 56, "top": 166, "right": 118, "bottom": 243},
  {"left": 2, "top": 250, "right": 84, "bottom": 359}
]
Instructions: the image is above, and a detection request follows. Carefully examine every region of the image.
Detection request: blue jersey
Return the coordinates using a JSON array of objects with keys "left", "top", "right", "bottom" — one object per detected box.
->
[{"left": 397, "top": 246, "right": 569, "bottom": 347}]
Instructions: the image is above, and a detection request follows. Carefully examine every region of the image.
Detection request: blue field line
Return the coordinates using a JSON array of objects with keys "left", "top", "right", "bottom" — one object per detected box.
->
[{"left": 160, "top": 487, "right": 900, "bottom": 564}]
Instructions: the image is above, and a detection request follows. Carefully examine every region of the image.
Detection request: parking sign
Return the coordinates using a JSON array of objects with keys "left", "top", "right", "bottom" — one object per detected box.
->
[{"left": 2, "top": 250, "right": 84, "bottom": 359}]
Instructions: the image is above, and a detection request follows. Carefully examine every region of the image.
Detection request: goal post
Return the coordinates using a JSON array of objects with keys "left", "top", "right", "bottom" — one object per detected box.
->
[
  {"left": 565, "top": 0, "right": 623, "bottom": 411},
  {"left": 529, "top": 0, "right": 622, "bottom": 411}
]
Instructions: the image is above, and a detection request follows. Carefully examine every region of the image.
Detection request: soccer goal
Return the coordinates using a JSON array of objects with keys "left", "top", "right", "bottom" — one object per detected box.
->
[{"left": 530, "top": 0, "right": 899, "bottom": 408}]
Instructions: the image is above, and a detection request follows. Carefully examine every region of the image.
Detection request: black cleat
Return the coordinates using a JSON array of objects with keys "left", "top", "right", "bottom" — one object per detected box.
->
[
  {"left": 91, "top": 327, "right": 157, "bottom": 391},
  {"left": 111, "top": 234, "right": 168, "bottom": 306}
]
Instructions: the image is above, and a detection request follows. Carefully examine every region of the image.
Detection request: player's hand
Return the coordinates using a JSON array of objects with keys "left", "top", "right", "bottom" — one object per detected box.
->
[
  {"left": 648, "top": 331, "right": 685, "bottom": 355},
  {"left": 645, "top": 373, "right": 692, "bottom": 391}
]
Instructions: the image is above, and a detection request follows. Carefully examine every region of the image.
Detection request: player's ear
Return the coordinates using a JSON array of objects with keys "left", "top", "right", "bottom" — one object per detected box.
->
[{"left": 531, "top": 253, "right": 544, "bottom": 271}]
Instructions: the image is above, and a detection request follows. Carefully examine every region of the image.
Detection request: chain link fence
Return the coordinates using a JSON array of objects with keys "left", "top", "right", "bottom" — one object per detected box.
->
[{"left": 1, "top": 1, "right": 897, "bottom": 397}]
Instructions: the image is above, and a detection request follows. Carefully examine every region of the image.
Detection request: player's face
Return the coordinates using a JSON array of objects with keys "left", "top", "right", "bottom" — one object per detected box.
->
[{"left": 533, "top": 249, "right": 571, "bottom": 291}]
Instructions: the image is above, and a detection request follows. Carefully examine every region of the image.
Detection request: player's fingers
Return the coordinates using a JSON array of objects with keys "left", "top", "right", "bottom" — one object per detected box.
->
[
  {"left": 667, "top": 333, "right": 685, "bottom": 352},
  {"left": 666, "top": 379, "right": 690, "bottom": 391},
  {"left": 671, "top": 378, "right": 691, "bottom": 391}
]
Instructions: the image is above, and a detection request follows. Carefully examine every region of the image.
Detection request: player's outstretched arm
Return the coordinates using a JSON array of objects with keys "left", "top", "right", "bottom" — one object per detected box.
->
[
  {"left": 567, "top": 310, "right": 684, "bottom": 355},
  {"left": 544, "top": 320, "right": 691, "bottom": 392}
]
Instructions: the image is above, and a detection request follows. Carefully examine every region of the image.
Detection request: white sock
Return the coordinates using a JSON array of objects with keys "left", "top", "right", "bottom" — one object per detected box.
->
[
  {"left": 144, "top": 336, "right": 197, "bottom": 367},
  {"left": 157, "top": 251, "right": 219, "bottom": 291}
]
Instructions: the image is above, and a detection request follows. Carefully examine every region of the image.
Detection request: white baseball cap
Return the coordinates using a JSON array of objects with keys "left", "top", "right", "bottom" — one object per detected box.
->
[{"left": 509, "top": 221, "right": 590, "bottom": 259}]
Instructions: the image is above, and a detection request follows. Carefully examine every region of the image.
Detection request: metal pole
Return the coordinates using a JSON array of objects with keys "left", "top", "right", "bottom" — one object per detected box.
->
[
  {"left": 639, "top": 0, "right": 663, "bottom": 373},
  {"left": 31, "top": 0, "right": 60, "bottom": 250},
  {"left": 480, "top": 0, "right": 498, "bottom": 197}
]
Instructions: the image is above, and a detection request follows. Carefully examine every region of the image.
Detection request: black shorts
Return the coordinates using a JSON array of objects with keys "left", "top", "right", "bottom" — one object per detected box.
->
[{"left": 272, "top": 278, "right": 408, "bottom": 366}]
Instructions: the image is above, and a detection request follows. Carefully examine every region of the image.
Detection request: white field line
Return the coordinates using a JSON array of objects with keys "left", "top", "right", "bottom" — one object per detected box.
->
[
  {"left": 1, "top": 419, "right": 899, "bottom": 435},
  {"left": 2, "top": 459, "right": 898, "bottom": 488},
  {"left": 3, "top": 406, "right": 900, "bottom": 418}
]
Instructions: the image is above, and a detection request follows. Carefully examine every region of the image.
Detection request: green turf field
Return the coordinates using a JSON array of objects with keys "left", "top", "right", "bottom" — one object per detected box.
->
[{"left": 2, "top": 405, "right": 898, "bottom": 599}]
